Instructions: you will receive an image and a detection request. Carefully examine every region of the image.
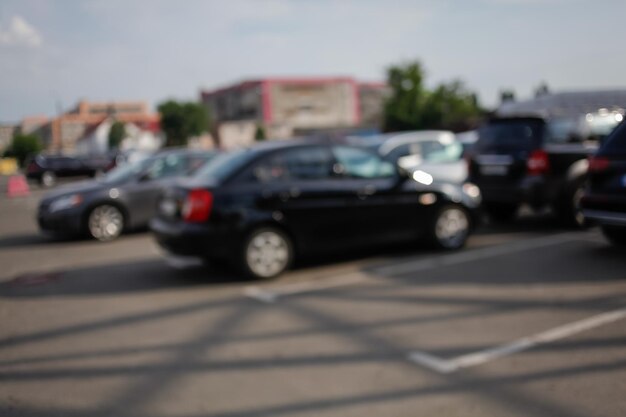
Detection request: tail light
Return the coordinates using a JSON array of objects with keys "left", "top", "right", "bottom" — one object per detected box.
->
[
  {"left": 182, "top": 189, "right": 213, "bottom": 222},
  {"left": 588, "top": 156, "right": 610, "bottom": 173},
  {"left": 527, "top": 150, "right": 550, "bottom": 176}
]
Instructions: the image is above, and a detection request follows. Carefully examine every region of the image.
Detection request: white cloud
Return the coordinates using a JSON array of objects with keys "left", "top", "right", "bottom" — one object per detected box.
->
[{"left": 0, "top": 16, "right": 42, "bottom": 48}]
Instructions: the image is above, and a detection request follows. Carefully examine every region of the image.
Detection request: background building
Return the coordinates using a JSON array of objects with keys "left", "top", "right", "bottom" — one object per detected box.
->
[
  {"left": 200, "top": 77, "right": 388, "bottom": 148},
  {"left": 20, "top": 100, "right": 160, "bottom": 154}
]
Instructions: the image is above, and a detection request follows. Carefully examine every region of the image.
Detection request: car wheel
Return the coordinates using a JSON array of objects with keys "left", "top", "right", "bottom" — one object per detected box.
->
[
  {"left": 485, "top": 203, "right": 517, "bottom": 223},
  {"left": 41, "top": 171, "right": 56, "bottom": 188},
  {"left": 601, "top": 225, "right": 626, "bottom": 246},
  {"left": 430, "top": 205, "right": 470, "bottom": 250},
  {"left": 241, "top": 227, "right": 293, "bottom": 279},
  {"left": 87, "top": 204, "right": 125, "bottom": 241}
]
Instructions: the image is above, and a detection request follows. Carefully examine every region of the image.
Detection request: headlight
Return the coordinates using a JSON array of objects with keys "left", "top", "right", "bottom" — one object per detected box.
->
[
  {"left": 49, "top": 194, "right": 83, "bottom": 213},
  {"left": 462, "top": 183, "right": 481, "bottom": 200}
]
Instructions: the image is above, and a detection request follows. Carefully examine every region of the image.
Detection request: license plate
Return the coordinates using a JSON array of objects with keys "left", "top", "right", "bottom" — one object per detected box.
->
[{"left": 480, "top": 165, "right": 508, "bottom": 176}]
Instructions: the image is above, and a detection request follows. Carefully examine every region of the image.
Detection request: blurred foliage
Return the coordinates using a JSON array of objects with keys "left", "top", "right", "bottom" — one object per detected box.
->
[
  {"left": 108, "top": 121, "right": 126, "bottom": 149},
  {"left": 5, "top": 134, "right": 43, "bottom": 167},
  {"left": 383, "top": 60, "right": 484, "bottom": 132},
  {"left": 254, "top": 125, "right": 266, "bottom": 141},
  {"left": 158, "top": 100, "right": 210, "bottom": 147}
]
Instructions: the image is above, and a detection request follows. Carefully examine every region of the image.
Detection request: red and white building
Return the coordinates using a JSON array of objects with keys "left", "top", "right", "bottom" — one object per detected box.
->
[{"left": 200, "top": 77, "right": 387, "bottom": 148}]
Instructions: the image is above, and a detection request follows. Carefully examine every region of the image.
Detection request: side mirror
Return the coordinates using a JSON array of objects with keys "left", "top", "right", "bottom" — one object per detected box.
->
[{"left": 138, "top": 171, "right": 153, "bottom": 182}]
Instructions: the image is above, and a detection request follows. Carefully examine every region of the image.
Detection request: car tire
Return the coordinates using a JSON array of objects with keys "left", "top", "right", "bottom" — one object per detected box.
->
[
  {"left": 485, "top": 203, "right": 517, "bottom": 223},
  {"left": 240, "top": 227, "right": 293, "bottom": 279},
  {"left": 87, "top": 204, "right": 125, "bottom": 242},
  {"left": 559, "top": 180, "right": 588, "bottom": 228},
  {"left": 601, "top": 225, "right": 626, "bottom": 246},
  {"left": 40, "top": 171, "right": 56, "bottom": 188},
  {"left": 429, "top": 205, "right": 471, "bottom": 250}
]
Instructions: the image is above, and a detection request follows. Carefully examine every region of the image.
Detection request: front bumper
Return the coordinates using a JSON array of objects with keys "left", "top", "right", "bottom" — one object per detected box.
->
[{"left": 37, "top": 207, "right": 83, "bottom": 235}]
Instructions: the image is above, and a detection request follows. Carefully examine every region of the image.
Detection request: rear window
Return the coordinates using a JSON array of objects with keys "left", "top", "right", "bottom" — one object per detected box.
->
[
  {"left": 599, "top": 121, "right": 626, "bottom": 155},
  {"left": 475, "top": 119, "right": 544, "bottom": 152},
  {"left": 193, "top": 149, "right": 257, "bottom": 183}
]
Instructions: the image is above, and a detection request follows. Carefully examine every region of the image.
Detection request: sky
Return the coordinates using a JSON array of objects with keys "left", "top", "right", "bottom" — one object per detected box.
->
[{"left": 1, "top": 0, "right": 625, "bottom": 122}]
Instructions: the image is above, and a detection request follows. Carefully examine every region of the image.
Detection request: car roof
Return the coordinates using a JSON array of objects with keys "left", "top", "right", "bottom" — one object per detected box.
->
[{"left": 378, "top": 130, "right": 457, "bottom": 155}]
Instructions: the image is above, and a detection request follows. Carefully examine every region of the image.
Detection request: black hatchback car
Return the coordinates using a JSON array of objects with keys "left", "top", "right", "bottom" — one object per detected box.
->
[
  {"left": 38, "top": 149, "right": 217, "bottom": 241},
  {"left": 151, "top": 140, "right": 482, "bottom": 279},
  {"left": 581, "top": 120, "right": 626, "bottom": 245}
]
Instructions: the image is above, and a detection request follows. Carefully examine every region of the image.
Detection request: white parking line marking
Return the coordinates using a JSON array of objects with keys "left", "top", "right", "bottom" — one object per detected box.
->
[
  {"left": 408, "top": 307, "right": 626, "bottom": 374},
  {"left": 243, "top": 233, "right": 583, "bottom": 303}
]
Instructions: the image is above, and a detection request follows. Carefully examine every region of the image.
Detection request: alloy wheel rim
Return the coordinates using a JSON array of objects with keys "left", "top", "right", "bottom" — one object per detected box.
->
[
  {"left": 435, "top": 208, "right": 469, "bottom": 248},
  {"left": 246, "top": 231, "right": 289, "bottom": 278},
  {"left": 573, "top": 187, "right": 585, "bottom": 226},
  {"left": 42, "top": 172, "right": 55, "bottom": 187},
  {"left": 89, "top": 205, "right": 123, "bottom": 241}
]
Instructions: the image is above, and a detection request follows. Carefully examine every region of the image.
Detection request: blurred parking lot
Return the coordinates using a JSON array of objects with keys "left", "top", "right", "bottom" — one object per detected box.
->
[{"left": 0, "top": 180, "right": 625, "bottom": 417}]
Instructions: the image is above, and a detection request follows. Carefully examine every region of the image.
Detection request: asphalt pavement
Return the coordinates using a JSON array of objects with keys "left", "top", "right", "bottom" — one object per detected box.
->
[{"left": 1, "top": 178, "right": 625, "bottom": 417}]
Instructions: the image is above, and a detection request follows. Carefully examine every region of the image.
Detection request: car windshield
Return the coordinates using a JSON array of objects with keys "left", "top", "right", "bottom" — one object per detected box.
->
[
  {"left": 193, "top": 149, "right": 258, "bottom": 183},
  {"left": 100, "top": 157, "right": 154, "bottom": 184}
]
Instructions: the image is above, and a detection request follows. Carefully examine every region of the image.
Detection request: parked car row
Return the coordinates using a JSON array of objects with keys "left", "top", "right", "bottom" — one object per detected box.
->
[{"left": 35, "top": 112, "right": 626, "bottom": 279}]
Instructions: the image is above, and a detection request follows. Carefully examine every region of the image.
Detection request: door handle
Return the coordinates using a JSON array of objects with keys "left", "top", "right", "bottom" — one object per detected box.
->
[
  {"left": 357, "top": 185, "right": 377, "bottom": 199},
  {"left": 279, "top": 187, "right": 300, "bottom": 202}
]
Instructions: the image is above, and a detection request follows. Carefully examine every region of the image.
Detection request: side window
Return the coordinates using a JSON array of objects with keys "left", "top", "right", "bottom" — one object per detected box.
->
[
  {"left": 252, "top": 147, "right": 334, "bottom": 183},
  {"left": 385, "top": 144, "right": 412, "bottom": 162},
  {"left": 332, "top": 146, "right": 396, "bottom": 179},
  {"left": 146, "top": 154, "right": 185, "bottom": 180}
]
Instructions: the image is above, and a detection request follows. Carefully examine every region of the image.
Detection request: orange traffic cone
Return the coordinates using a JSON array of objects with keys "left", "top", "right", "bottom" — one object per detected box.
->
[{"left": 7, "top": 175, "right": 30, "bottom": 198}]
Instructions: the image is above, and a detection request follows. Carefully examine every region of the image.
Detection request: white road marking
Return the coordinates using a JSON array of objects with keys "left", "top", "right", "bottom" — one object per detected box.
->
[
  {"left": 243, "top": 232, "right": 583, "bottom": 303},
  {"left": 408, "top": 307, "right": 626, "bottom": 374}
]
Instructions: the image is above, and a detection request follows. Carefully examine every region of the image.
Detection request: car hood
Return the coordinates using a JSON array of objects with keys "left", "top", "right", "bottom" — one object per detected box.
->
[{"left": 41, "top": 179, "right": 108, "bottom": 202}]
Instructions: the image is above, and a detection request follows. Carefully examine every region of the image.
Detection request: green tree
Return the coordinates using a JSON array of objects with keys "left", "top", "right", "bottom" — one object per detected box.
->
[
  {"left": 157, "top": 100, "right": 210, "bottom": 147},
  {"left": 254, "top": 125, "right": 266, "bottom": 141},
  {"left": 108, "top": 121, "right": 126, "bottom": 150},
  {"left": 7, "top": 134, "right": 43, "bottom": 167},
  {"left": 383, "top": 60, "right": 484, "bottom": 132}
]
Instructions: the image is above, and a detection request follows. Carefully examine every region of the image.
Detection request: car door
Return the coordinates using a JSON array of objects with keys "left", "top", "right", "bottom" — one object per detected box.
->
[
  {"left": 235, "top": 146, "right": 360, "bottom": 253},
  {"left": 331, "top": 145, "right": 421, "bottom": 245},
  {"left": 123, "top": 154, "right": 189, "bottom": 227}
]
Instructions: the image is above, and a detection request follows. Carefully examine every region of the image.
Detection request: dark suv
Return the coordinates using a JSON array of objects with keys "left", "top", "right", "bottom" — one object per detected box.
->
[
  {"left": 581, "top": 120, "right": 626, "bottom": 244},
  {"left": 468, "top": 113, "right": 621, "bottom": 225},
  {"left": 151, "top": 140, "right": 482, "bottom": 279}
]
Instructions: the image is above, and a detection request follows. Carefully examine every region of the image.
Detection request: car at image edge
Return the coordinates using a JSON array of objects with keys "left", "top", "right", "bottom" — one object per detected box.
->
[{"left": 581, "top": 119, "right": 626, "bottom": 244}]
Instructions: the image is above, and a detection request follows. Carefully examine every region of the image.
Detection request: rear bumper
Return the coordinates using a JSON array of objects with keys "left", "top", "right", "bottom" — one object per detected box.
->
[
  {"left": 478, "top": 176, "right": 552, "bottom": 208},
  {"left": 582, "top": 209, "right": 626, "bottom": 226},
  {"left": 150, "top": 217, "right": 234, "bottom": 259}
]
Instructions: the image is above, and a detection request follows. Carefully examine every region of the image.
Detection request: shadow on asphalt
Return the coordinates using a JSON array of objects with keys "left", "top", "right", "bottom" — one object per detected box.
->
[{"left": 0, "top": 259, "right": 248, "bottom": 298}]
